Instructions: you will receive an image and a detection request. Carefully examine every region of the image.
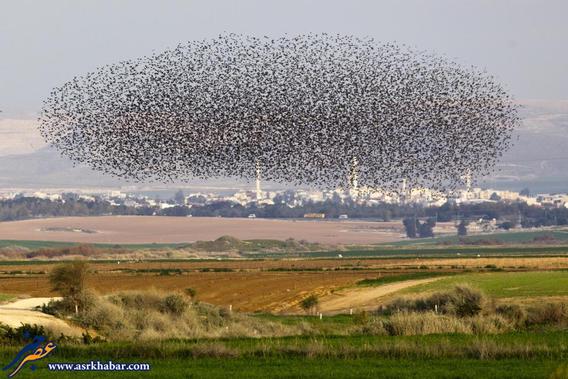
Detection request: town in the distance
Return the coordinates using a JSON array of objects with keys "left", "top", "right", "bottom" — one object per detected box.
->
[{"left": 1, "top": 182, "right": 567, "bottom": 238}]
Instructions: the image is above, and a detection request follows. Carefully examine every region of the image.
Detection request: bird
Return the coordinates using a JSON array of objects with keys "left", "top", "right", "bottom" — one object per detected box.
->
[{"left": 38, "top": 34, "right": 518, "bottom": 195}]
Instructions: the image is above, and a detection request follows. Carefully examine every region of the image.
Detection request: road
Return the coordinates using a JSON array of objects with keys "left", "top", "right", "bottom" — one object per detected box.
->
[
  {"left": 317, "top": 277, "right": 444, "bottom": 314},
  {"left": 0, "top": 297, "right": 82, "bottom": 336}
]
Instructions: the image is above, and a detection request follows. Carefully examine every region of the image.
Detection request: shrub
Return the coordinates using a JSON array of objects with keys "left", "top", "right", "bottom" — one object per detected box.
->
[
  {"left": 80, "top": 300, "right": 127, "bottom": 333},
  {"left": 451, "top": 285, "right": 485, "bottom": 317},
  {"left": 381, "top": 312, "right": 511, "bottom": 336},
  {"left": 0, "top": 324, "right": 51, "bottom": 342},
  {"left": 49, "top": 262, "right": 89, "bottom": 314},
  {"left": 161, "top": 294, "right": 187, "bottom": 315},
  {"left": 495, "top": 304, "right": 527, "bottom": 326},
  {"left": 299, "top": 295, "right": 319, "bottom": 314},
  {"left": 185, "top": 288, "right": 197, "bottom": 299},
  {"left": 71, "top": 290, "right": 298, "bottom": 341},
  {"left": 527, "top": 303, "right": 568, "bottom": 326},
  {"left": 41, "top": 289, "right": 97, "bottom": 317},
  {"left": 380, "top": 285, "right": 486, "bottom": 317},
  {"left": 383, "top": 312, "right": 470, "bottom": 336}
]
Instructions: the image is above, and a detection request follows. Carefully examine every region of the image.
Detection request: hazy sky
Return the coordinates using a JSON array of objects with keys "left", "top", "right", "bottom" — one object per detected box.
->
[{"left": 1, "top": 0, "right": 567, "bottom": 117}]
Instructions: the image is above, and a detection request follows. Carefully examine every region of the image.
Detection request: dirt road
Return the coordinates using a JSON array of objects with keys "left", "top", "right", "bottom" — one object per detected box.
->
[
  {"left": 0, "top": 297, "right": 82, "bottom": 336},
  {"left": 317, "top": 277, "right": 444, "bottom": 314}
]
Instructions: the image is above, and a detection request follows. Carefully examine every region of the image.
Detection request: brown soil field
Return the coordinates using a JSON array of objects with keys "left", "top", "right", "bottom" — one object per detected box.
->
[
  {"left": 0, "top": 216, "right": 410, "bottom": 244},
  {"left": 2, "top": 256, "right": 566, "bottom": 314},
  {"left": 0, "top": 271, "right": 382, "bottom": 313},
  {"left": 2, "top": 256, "right": 568, "bottom": 274}
]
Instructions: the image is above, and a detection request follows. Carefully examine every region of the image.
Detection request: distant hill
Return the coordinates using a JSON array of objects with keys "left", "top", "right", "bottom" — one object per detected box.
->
[{"left": 479, "top": 100, "right": 568, "bottom": 193}]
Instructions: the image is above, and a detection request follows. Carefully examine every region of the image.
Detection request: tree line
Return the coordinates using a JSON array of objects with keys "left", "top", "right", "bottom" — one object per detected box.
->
[{"left": 1, "top": 196, "right": 567, "bottom": 229}]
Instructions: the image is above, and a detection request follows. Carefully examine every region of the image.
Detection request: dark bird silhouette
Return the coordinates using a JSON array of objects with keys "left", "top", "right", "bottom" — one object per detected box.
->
[{"left": 38, "top": 34, "right": 519, "bottom": 194}]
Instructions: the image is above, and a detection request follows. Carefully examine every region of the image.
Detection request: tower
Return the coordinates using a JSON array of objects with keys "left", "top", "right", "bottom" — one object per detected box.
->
[
  {"left": 464, "top": 170, "right": 472, "bottom": 192},
  {"left": 401, "top": 178, "right": 408, "bottom": 204},
  {"left": 255, "top": 160, "right": 262, "bottom": 201}
]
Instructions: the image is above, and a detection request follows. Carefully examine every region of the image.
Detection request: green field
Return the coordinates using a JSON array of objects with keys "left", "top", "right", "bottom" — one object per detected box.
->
[
  {"left": 1, "top": 332, "right": 567, "bottom": 378},
  {"left": 2, "top": 231, "right": 568, "bottom": 260},
  {"left": 4, "top": 358, "right": 562, "bottom": 378},
  {"left": 403, "top": 271, "right": 568, "bottom": 298},
  {"left": 388, "top": 229, "right": 568, "bottom": 246}
]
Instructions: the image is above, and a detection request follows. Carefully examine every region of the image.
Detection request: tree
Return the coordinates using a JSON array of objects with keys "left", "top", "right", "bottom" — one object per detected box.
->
[
  {"left": 498, "top": 221, "right": 514, "bottom": 230},
  {"left": 49, "top": 262, "right": 88, "bottom": 315},
  {"left": 490, "top": 192, "right": 502, "bottom": 201},
  {"left": 417, "top": 218, "right": 435, "bottom": 238},
  {"left": 403, "top": 218, "right": 417, "bottom": 238},
  {"left": 174, "top": 190, "right": 186, "bottom": 205},
  {"left": 457, "top": 220, "right": 468, "bottom": 236},
  {"left": 300, "top": 294, "right": 319, "bottom": 315},
  {"left": 520, "top": 188, "right": 530, "bottom": 197}
]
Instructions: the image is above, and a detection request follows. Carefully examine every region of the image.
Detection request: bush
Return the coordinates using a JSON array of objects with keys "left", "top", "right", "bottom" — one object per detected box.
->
[
  {"left": 527, "top": 303, "right": 568, "bottom": 326},
  {"left": 0, "top": 324, "right": 51, "bottom": 342},
  {"left": 381, "top": 312, "right": 512, "bottom": 336},
  {"left": 161, "top": 294, "right": 187, "bottom": 315},
  {"left": 380, "top": 285, "right": 486, "bottom": 317},
  {"left": 495, "top": 304, "right": 527, "bottom": 326},
  {"left": 299, "top": 295, "right": 319, "bottom": 314},
  {"left": 383, "top": 312, "right": 470, "bottom": 336},
  {"left": 185, "top": 288, "right": 197, "bottom": 299},
  {"left": 71, "top": 290, "right": 297, "bottom": 341},
  {"left": 80, "top": 300, "right": 127, "bottom": 333},
  {"left": 451, "top": 285, "right": 485, "bottom": 317}
]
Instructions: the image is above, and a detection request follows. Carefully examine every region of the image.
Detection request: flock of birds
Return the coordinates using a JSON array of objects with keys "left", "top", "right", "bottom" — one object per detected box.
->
[{"left": 39, "top": 34, "right": 519, "bottom": 193}]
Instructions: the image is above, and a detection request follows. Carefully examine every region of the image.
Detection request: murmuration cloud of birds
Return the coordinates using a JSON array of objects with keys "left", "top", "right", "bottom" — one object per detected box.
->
[{"left": 39, "top": 34, "right": 519, "bottom": 193}]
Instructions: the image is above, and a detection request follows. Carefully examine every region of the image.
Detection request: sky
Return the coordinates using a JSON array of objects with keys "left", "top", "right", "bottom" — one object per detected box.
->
[{"left": 1, "top": 0, "right": 568, "bottom": 118}]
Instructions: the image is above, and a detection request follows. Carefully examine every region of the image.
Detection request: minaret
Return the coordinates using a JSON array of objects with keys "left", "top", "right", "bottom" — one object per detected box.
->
[
  {"left": 401, "top": 178, "right": 408, "bottom": 204},
  {"left": 465, "top": 171, "right": 472, "bottom": 193},
  {"left": 462, "top": 170, "right": 472, "bottom": 201},
  {"left": 255, "top": 160, "right": 262, "bottom": 201}
]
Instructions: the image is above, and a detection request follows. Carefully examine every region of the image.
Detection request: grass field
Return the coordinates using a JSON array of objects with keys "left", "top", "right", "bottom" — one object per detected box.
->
[
  {"left": 403, "top": 271, "right": 568, "bottom": 298},
  {"left": 388, "top": 229, "right": 568, "bottom": 246},
  {"left": 2, "top": 333, "right": 567, "bottom": 378},
  {"left": 1, "top": 243, "right": 568, "bottom": 377},
  {"left": 4, "top": 358, "right": 561, "bottom": 378}
]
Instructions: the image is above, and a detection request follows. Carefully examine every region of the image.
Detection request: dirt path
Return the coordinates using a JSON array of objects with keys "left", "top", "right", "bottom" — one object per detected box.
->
[
  {"left": 317, "top": 277, "right": 444, "bottom": 314},
  {"left": 0, "top": 297, "right": 82, "bottom": 336}
]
